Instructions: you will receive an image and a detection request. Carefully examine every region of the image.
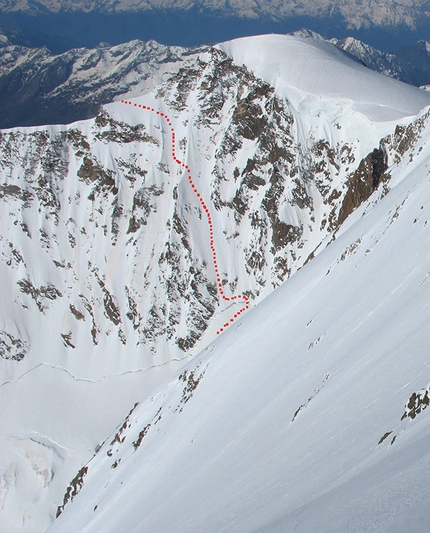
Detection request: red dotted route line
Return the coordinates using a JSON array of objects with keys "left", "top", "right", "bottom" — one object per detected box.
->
[{"left": 121, "top": 100, "right": 249, "bottom": 334}]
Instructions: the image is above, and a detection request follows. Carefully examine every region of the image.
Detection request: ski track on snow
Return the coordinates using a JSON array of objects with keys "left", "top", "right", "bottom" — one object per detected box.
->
[{"left": 121, "top": 100, "right": 250, "bottom": 334}]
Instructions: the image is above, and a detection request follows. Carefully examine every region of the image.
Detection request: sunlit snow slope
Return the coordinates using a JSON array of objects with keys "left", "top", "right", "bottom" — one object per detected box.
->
[
  {"left": 49, "top": 101, "right": 430, "bottom": 533},
  {"left": 218, "top": 34, "right": 430, "bottom": 122},
  {"left": 2, "top": 33, "right": 430, "bottom": 532}
]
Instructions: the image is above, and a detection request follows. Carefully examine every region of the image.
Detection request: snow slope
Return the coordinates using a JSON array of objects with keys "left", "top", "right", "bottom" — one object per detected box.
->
[
  {"left": 48, "top": 102, "right": 430, "bottom": 533},
  {"left": 219, "top": 33, "right": 430, "bottom": 123},
  {"left": 2, "top": 33, "right": 430, "bottom": 532}
]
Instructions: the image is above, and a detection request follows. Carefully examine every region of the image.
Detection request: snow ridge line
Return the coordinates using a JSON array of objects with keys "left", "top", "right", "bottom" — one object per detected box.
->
[{"left": 121, "top": 100, "right": 249, "bottom": 334}]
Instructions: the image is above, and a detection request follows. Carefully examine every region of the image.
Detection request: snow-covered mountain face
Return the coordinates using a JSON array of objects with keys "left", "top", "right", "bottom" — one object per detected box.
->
[
  {"left": 0, "top": 39, "right": 200, "bottom": 128},
  {"left": 46, "top": 97, "right": 430, "bottom": 533},
  {"left": 2, "top": 31, "right": 430, "bottom": 133},
  {"left": 1, "top": 33, "right": 430, "bottom": 532}
]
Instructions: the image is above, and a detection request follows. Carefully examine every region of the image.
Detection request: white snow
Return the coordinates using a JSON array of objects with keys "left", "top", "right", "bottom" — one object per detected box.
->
[
  {"left": 218, "top": 34, "right": 430, "bottom": 123},
  {"left": 2, "top": 32, "right": 430, "bottom": 533}
]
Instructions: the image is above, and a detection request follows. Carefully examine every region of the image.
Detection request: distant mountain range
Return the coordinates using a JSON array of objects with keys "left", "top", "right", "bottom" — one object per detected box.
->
[
  {"left": 1, "top": 0, "right": 430, "bottom": 54},
  {"left": 1, "top": 0, "right": 430, "bottom": 31}
]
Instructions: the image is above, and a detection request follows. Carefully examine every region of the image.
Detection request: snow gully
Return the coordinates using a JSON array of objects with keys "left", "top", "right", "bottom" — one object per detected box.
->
[{"left": 121, "top": 100, "right": 249, "bottom": 334}]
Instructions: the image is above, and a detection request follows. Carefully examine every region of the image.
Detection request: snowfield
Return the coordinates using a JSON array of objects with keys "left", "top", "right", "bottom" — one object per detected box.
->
[
  {"left": 49, "top": 101, "right": 430, "bottom": 532},
  {"left": 218, "top": 34, "right": 430, "bottom": 123},
  {"left": 2, "top": 33, "right": 430, "bottom": 532}
]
